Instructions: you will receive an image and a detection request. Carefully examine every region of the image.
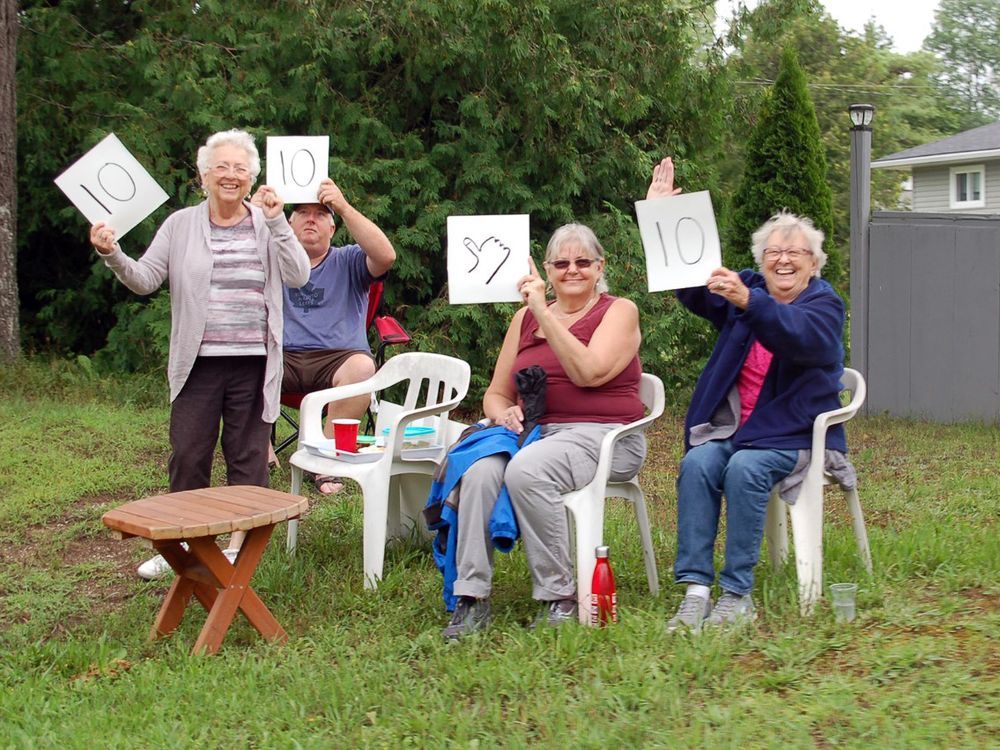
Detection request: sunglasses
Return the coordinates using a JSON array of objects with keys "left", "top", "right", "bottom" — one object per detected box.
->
[{"left": 546, "top": 258, "right": 599, "bottom": 271}]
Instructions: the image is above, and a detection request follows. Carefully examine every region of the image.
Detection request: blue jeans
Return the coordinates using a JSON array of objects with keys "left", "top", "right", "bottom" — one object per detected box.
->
[{"left": 674, "top": 439, "right": 797, "bottom": 596}]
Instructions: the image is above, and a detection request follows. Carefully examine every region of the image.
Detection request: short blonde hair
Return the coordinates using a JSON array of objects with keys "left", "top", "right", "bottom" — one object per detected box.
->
[{"left": 750, "top": 211, "right": 827, "bottom": 277}]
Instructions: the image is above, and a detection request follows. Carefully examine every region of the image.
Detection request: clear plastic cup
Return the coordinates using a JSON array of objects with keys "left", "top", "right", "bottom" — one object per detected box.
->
[{"left": 829, "top": 582, "right": 858, "bottom": 623}]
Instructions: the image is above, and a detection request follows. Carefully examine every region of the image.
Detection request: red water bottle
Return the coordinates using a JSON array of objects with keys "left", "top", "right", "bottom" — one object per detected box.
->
[{"left": 590, "top": 545, "right": 618, "bottom": 626}]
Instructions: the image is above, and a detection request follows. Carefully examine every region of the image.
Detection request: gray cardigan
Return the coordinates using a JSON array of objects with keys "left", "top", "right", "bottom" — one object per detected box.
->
[{"left": 101, "top": 201, "right": 310, "bottom": 423}]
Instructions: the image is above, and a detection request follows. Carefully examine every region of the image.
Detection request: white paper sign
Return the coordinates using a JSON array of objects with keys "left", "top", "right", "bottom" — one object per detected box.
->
[
  {"left": 54, "top": 133, "right": 169, "bottom": 239},
  {"left": 266, "top": 136, "right": 330, "bottom": 203},
  {"left": 447, "top": 215, "right": 530, "bottom": 304},
  {"left": 635, "top": 190, "right": 722, "bottom": 292}
]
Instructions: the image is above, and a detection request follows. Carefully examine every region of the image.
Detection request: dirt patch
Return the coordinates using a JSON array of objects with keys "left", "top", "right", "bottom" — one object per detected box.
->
[{"left": 0, "top": 492, "right": 149, "bottom": 632}]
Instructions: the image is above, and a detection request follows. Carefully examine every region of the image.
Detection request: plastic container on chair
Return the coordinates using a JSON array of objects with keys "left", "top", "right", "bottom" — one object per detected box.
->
[{"left": 590, "top": 545, "right": 618, "bottom": 627}]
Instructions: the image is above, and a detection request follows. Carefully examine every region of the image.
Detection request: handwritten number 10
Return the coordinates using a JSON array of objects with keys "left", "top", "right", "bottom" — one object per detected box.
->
[
  {"left": 80, "top": 162, "right": 137, "bottom": 215},
  {"left": 279, "top": 149, "right": 316, "bottom": 187},
  {"left": 655, "top": 218, "right": 705, "bottom": 267}
]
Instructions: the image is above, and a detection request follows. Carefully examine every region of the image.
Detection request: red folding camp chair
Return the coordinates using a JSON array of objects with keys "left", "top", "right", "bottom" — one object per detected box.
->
[{"left": 273, "top": 279, "right": 411, "bottom": 454}]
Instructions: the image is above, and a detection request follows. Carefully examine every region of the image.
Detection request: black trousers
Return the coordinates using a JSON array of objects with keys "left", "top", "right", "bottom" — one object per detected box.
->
[{"left": 168, "top": 356, "right": 270, "bottom": 492}]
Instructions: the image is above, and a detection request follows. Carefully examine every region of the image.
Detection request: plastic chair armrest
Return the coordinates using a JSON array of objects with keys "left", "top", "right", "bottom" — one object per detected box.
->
[
  {"left": 382, "top": 397, "right": 466, "bottom": 457},
  {"left": 298, "top": 378, "right": 382, "bottom": 443}
]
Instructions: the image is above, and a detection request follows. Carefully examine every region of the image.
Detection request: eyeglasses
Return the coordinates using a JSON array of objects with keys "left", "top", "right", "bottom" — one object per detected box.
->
[
  {"left": 763, "top": 246, "right": 812, "bottom": 260},
  {"left": 209, "top": 162, "right": 251, "bottom": 178},
  {"left": 546, "top": 257, "right": 599, "bottom": 271}
]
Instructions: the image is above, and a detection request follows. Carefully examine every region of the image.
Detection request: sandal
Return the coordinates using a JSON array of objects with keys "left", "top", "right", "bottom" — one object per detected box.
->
[{"left": 313, "top": 475, "right": 345, "bottom": 495}]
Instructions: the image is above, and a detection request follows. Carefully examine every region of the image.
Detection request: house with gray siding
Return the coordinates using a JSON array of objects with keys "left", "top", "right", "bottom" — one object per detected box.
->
[{"left": 872, "top": 121, "right": 1000, "bottom": 215}]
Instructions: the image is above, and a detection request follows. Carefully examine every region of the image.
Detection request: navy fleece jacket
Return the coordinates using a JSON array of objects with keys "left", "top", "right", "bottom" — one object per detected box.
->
[{"left": 678, "top": 270, "right": 846, "bottom": 453}]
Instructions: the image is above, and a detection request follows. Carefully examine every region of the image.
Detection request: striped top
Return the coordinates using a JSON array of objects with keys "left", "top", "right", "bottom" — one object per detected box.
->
[{"left": 198, "top": 214, "right": 267, "bottom": 357}]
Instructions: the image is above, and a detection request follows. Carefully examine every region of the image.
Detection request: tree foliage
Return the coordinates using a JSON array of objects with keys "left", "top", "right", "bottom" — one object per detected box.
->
[
  {"left": 925, "top": 0, "right": 1000, "bottom": 127},
  {"left": 727, "top": 47, "right": 838, "bottom": 282},
  {"left": 717, "top": 0, "right": 959, "bottom": 281},
  {"left": 17, "top": 0, "right": 726, "bottom": 395}
]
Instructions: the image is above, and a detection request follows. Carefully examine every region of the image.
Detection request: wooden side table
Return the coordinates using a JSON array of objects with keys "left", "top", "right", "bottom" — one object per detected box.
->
[{"left": 102, "top": 486, "right": 308, "bottom": 655}]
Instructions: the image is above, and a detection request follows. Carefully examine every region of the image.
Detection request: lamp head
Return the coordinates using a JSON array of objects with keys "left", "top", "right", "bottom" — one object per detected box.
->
[{"left": 849, "top": 103, "right": 875, "bottom": 129}]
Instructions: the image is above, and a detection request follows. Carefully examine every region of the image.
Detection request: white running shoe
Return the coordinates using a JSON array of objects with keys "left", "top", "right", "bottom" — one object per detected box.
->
[{"left": 137, "top": 553, "right": 173, "bottom": 580}]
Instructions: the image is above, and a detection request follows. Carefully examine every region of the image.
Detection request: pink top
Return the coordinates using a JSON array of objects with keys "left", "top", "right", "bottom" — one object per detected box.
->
[
  {"left": 737, "top": 340, "right": 774, "bottom": 427},
  {"left": 513, "top": 293, "right": 644, "bottom": 424}
]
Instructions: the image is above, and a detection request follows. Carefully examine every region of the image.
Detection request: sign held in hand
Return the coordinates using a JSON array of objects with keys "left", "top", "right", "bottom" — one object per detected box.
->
[
  {"left": 54, "top": 133, "right": 169, "bottom": 239},
  {"left": 266, "top": 136, "right": 330, "bottom": 203},
  {"left": 447, "top": 215, "right": 530, "bottom": 304},
  {"left": 635, "top": 191, "right": 722, "bottom": 292}
]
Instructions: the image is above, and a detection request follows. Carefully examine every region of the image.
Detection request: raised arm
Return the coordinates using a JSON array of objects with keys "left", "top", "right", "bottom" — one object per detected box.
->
[
  {"left": 317, "top": 178, "right": 396, "bottom": 277},
  {"left": 646, "top": 156, "right": 683, "bottom": 200}
]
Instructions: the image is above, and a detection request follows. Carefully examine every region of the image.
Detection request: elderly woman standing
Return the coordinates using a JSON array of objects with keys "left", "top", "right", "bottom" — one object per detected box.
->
[
  {"left": 440, "top": 223, "right": 648, "bottom": 640},
  {"left": 90, "top": 129, "right": 310, "bottom": 578},
  {"left": 646, "top": 158, "right": 847, "bottom": 631}
]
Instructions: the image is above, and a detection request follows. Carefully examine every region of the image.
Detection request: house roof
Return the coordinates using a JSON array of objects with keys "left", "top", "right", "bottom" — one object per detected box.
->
[{"left": 872, "top": 121, "right": 1000, "bottom": 169}]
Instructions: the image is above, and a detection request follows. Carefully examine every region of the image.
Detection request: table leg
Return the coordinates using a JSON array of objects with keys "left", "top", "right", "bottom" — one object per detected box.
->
[
  {"left": 188, "top": 526, "right": 286, "bottom": 654},
  {"left": 150, "top": 541, "right": 196, "bottom": 639}
]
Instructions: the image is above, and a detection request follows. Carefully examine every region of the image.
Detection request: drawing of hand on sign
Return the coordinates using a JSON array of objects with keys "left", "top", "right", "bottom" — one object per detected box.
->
[{"left": 463, "top": 234, "right": 513, "bottom": 285}]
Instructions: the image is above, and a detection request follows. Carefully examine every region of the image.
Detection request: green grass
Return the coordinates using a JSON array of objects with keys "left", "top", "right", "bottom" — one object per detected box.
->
[{"left": 0, "top": 358, "right": 997, "bottom": 748}]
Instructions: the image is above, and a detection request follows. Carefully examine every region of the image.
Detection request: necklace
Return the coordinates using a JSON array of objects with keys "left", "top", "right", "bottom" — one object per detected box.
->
[{"left": 551, "top": 293, "right": 599, "bottom": 320}]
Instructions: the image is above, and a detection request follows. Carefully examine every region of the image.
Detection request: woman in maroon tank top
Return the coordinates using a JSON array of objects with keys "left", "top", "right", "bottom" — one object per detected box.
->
[{"left": 442, "top": 223, "right": 647, "bottom": 641}]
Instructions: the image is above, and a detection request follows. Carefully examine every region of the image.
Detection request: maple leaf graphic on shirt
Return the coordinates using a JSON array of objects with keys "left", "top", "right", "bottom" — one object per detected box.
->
[{"left": 289, "top": 283, "right": 325, "bottom": 313}]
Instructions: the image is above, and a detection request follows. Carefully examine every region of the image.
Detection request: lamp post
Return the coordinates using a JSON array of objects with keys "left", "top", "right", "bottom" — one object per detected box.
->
[{"left": 848, "top": 103, "right": 874, "bottom": 393}]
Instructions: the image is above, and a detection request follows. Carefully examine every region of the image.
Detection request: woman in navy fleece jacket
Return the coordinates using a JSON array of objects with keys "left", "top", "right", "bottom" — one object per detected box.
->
[{"left": 647, "top": 158, "right": 846, "bottom": 632}]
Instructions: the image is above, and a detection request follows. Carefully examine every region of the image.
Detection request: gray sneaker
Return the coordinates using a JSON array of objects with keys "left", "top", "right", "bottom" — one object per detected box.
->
[
  {"left": 442, "top": 597, "right": 491, "bottom": 641},
  {"left": 532, "top": 598, "right": 578, "bottom": 628},
  {"left": 704, "top": 592, "right": 757, "bottom": 629},
  {"left": 666, "top": 593, "right": 713, "bottom": 633}
]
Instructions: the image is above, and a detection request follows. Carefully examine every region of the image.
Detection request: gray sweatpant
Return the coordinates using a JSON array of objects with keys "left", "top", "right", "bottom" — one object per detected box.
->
[{"left": 452, "top": 423, "right": 647, "bottom": 601}]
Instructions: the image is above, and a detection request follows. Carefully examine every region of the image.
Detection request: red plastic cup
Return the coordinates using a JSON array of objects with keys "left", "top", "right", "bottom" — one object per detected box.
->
[{"left": 331, "top": 419, "right": 361, "bottom": 453}]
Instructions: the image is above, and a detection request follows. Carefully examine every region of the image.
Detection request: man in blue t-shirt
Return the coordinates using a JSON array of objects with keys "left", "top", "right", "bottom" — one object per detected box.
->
[{"left": 283, "top": 177, "right": 396, "bottom": 493}]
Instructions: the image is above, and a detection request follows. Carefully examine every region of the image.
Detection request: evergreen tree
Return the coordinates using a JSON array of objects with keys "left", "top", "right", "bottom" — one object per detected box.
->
[{"left": 727, "top": 46, "right": 839, "bottom": 286}]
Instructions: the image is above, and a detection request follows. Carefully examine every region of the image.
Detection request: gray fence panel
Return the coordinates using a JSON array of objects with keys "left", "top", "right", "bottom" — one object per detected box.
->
[
  {"left": 909, "top": 224, "right": 955, "bottom": 420},
  {"left": 951, "top": 226, "right": 1000, "bottom": 420},
  {"left": 865, "top": 212, "right": 1000, "bottom": 422},
  {"left": 867, "top": 221, "right": 912, "bottom": 416}
]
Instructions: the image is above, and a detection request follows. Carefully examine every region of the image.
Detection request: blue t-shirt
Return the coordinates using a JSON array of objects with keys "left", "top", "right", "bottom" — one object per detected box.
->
[{"left": 283, "top": 245, "right": 375, "bottom": 352}]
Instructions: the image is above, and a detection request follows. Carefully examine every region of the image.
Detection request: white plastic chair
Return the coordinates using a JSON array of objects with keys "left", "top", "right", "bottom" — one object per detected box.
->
[
  {"left": 287, "top": 352, "right": 471, "bottom": 588},
  {"left": 764, "top": 367, "right": 873, "bottom": 615},
  {"left": 563, "top": 373, "right": 665, "bottom": 624}
]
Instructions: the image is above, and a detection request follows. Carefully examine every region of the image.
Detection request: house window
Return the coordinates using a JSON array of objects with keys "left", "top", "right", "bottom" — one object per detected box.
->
[{"left": 949, "top": 164, "right": 985, "bottom": 209}]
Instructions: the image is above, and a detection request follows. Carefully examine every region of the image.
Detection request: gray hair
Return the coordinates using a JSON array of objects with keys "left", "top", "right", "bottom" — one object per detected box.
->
[
  {"left": 750, "top": 211, "right": 827, "bottom": 276},
  {"left": 196, "top": 129, "right": 261, "bottom": 181},
  {"left": 544, "top": 223, "right": 609, "bottom": 293}
]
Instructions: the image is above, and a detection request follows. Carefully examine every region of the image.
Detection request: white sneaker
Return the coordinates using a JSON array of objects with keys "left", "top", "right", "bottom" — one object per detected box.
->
[{"left": 137, "top": 554, "right": 173, "bottom": 580}]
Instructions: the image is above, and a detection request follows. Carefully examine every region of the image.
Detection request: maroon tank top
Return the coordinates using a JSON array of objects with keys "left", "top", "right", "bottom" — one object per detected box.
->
[{"left": 512, "top": 293, "right": 644, "bottom": 424}]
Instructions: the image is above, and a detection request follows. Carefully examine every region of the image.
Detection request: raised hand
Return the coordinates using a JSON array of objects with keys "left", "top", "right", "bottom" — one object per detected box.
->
[
  {"left": 316, "top": 178, "right": 348, "bottom": 214},
  {"left": 518, "top": 257, "right": 547, "bottom": 313},
  {"left": 707, "top": 267, "right": 750, "bottom": 309},
  {"left": 646, "top": 156, "right": 683, "bottom": 200},
  {"left": 90, "top": 222, "right": 117, "bottom": 255},
  {"left": 250, "top": 186, "right": 284, "bottom": 218}
]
